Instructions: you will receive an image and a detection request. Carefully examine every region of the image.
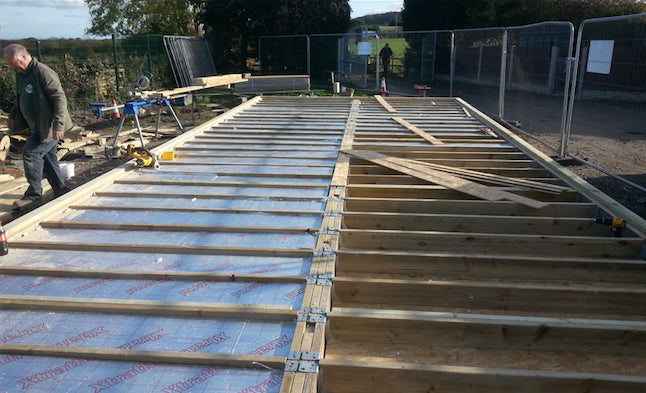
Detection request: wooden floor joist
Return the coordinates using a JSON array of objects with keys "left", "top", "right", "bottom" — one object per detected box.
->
[
  {"left": 1, "top": 96, "right": 645, "bottom": 392},
  {"left": 325, "top": 96, "right": 646, "bottom": 393}
]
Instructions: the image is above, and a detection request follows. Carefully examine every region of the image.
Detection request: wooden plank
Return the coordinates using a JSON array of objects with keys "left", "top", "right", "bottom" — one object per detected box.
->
[
  {"left": 344, "top": 197, "right": 596, "bottom": 217},
  {"left": 93, "top": 191, "right": 325, "bottom": 202},
  {"left": 142, "top": 74, "right": 248, "bottom": 99},
  {"left": 67, "top": 204, "right": 323, "bottom": 217},
  {"left": 331, "top": 307, "right": 646, "bottom": 331},
  {"left": 348, "top": 173, "right": 556, "bottom": 186},
  {"left": 280, "top": 373, "right": 307, "bottom": 393},
  {"left": 345, "top": 184, "right": 576, "bottom": 202},
  {"left": 373, "top": 95, "right": 397, "bottom": 113},
  {"left": 0, "top": 295, "right": 296, "bottom": 319},
  {"left": 197, "top": 134, "right": 340, "bottom": 141},
  {"left": 327, "top": 309, "right": 646, "bottom": 355},
  {"left": 187, "top": 139, "right": 340, "bottom": 147},
  {"left": 193, "top": 74, "right": 248, "bottom": 87},
  {"left": 40, "top": 221, "right": 319, "bottom": 234},
  {"left": 340, "top": 229, "right": 643, "bottom": 258},
  {"left": 350, "top": 165, "right": 551, "bottom": 179},
  {"left": 0, "top": 266, "right": 305, "bottom": 283},
  {"left": 351, "top": 157, "right": 536, "bottom": 168},
  {"left": 319, "top": 359, "right": 646, "bottom": 393},
  {"left": 0, "top": 176, "right": 34, "bottom": 196},
  {"left": 9, "top": 241, "right": 313, "bottom": 257},
  {"left": 336, "top": 250, "right": 646, "bottom": 284},
  {"left": 391, "top": 117, "right": 444, "bottom": 145},
  {"left": 0, "top": 344, "right": 285, "bottom": 368},
  {"left": 352, "top": 145, "right": 518, "bottom": 155},
  {"left": 341, "top": 150, "right": 547, "bottom": 208},
  {"left": 412, "top": 160, "right": 569, "bottom": 194},
  {"left": 175, "top": 145, "right": 337, "bottom": 153},
  {"left": 278, "top": 372, "right": 299, "bottom": 393},
  {"left": 153, "top": 169, "right": 332, "bottom": 181},
  {"left": 341, "top": 212, "right": 614, "bottom": 236},
  {"left": 332, "top": 276, "right": 646, "bottom": 316},
  {"left": 163, "top": 160, "right": 335, "bottom": 169},
  {"left": 114, "top": 179, "right": 330, "bottom": 189}
]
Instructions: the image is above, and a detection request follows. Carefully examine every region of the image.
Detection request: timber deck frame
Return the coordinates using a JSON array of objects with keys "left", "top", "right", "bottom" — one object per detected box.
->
[{"left": 1, "top": 95, "right": 645, "bottom": 393}]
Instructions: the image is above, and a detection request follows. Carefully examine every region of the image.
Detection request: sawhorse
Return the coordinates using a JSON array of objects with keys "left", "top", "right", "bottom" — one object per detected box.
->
[{"left": 105, "top": 98, "right": 183, "bottom": 158}]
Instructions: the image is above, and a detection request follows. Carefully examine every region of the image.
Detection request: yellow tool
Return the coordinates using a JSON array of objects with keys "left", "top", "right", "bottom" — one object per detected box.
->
[
  {"left": 127, "top": 144, "right": 160, "bottom": 169},
  {"left": 594, "top": 217, "right": 626, "bottom": 236}
]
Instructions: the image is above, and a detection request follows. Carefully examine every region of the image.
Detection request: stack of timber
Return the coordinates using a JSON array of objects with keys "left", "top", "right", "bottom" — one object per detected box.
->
[{"left": 0, "top": 96, "right": 644, "bottom": 393}]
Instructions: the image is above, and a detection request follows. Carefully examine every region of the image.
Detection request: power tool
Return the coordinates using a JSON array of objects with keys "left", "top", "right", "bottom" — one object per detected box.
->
[{"left": 127, "top": 144, "right": 160, "bottom": 169}]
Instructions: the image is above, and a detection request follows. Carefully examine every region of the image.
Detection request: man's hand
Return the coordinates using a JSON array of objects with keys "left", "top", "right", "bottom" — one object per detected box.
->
[{"left": 52, "top": 130, "right": 64, "bottom": 140}]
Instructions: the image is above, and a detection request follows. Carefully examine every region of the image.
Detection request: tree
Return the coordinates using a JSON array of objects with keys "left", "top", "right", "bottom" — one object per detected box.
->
[
  {"left": 85, "top": 0, "right": 203, "bottom": 36},
  {"left": 402, "top": 0, "right": 474, "bottom": 31},
  {"left": 201, "top": 0, "right": 351, "bottom": 71},
  {"left": 402, "top": 0, "right": 646, "bottom": 31}
]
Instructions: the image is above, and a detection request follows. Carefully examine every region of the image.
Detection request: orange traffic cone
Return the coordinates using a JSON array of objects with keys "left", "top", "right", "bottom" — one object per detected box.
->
[
  {"left": 111, "top": 99, "right": 121, "bottom": 119},
  {"left": 380, "top": 77, "right": 387, "bottom": 96}
]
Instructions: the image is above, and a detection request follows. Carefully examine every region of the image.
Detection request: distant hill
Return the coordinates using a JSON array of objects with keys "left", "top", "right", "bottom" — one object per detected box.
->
[{"left": 353, "top": 12, "right": 401, "bottom": 27}]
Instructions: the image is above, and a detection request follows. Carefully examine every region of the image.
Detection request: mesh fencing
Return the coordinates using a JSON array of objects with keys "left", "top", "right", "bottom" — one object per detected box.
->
[
  {"left": 259, "top": 22, "right": 577, "bottom": 153},
  {"left": 566, "top": 15, "right": 646, "bottom": 154},
  {"left": 258, "top": 35, "right": 309, "bottom": 75},
  {"left": 258, "top": 17, "right": 646, "bottom": 191},
  {"left": 1, "top": 35, "right": 174, "bottom": 110},
  {"left": 501, "top": 22, "right": 574, "bottom": 154}
]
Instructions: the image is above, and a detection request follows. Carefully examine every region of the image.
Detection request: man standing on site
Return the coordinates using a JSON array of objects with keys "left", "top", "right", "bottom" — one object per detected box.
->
[
  {"left": 379, "top": 43, "right": 393, "bottom": 76},
  {"left": 3, "top": 43, "right": 72, "bottom": 208}
]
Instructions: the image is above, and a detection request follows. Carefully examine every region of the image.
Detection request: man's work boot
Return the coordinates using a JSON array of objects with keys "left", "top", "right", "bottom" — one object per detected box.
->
[{"left": 13, "top": 197, "right": 40, "bottom": 209}]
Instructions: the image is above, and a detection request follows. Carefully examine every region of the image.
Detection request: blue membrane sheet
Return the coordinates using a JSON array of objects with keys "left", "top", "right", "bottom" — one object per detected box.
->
[
  {"left": 59, "top": 210, "right": 323, "bottom": 228},
  {"left": 0, "top": 310, "right": 294, "bottom": 355},
  {"left": 0, "top": 250, "right": 311, "bottom": 276},
  {"left": 118, "top": 171, "right": 331, "bottom": 185},
  {"left": 81, "top": 196, "right": 327, "bottom": 212},
  {"left": 173, "top": 150, "right": 339, "bottom": 158},
  {"left": 0, "top": 275, "right": 306, "bottom": 307},
  {"left": 155, "top": 164, "right": 334, "bottom": 176},
  {"left": 169, "top": 156, "right": 337, "bottom": 166},
  {"left": 19, "top": 227, "right": 318, "bottom": 249},
  {"left": 104, "top": 184, "right": 330, "bottom": 198},
  {"left": 1, "top": 357, "right": 284, "bottom": 393},
  {"left": 179, "top": 142, "right": 339, "bottom": 151}
]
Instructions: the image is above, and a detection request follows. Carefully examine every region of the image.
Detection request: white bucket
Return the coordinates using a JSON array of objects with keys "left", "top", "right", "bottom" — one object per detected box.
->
[{"left": 60, "top": 163, "right": 75, "bottom": 179}]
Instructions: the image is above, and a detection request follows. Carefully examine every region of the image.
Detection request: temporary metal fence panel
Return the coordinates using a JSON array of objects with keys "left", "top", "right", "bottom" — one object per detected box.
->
[
  {"left": 450, "top": 28, "right": 505, "bottom": 117},
  {"left": 256, "top": 17, "right": 645, "bottom": 194},
  {"left": 338, "top": 26, "right": 379, "bottom": 89},
  {"left": 163, "top": 36, "right": 216, "bottom": 87},
  {"left": 308, "top": 34, "right": 344, "bottom": 83},
  {"left": 560, "top": 13, "right": 646, "bottom": 194},
  {"left": 566, "top": 14, "right": 646, "bottom": 152},
  {"left": 369, "top": 30, "right": 454, "bottom": 97},
  {"left": 258, "top": 35, "right": 310, "bottom": 75},
  {"left": 501, "top": 22, "right": 575, "bottom": 154}
]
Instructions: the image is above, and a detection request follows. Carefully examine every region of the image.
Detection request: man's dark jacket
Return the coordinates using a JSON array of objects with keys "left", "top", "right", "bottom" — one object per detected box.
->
[{"left": 9, "top": 58, "right": 73, "bottom": 143}]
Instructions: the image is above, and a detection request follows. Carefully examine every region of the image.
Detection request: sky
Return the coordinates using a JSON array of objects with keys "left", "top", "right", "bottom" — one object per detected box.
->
[{"left": 0, "top": 0, "right": 404, "bottom": 40}]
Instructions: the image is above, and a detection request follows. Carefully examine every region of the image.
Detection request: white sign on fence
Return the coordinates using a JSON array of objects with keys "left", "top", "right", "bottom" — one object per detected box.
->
[
  {"left": 358, "top": 41, "right": 372, "bottom": 56},
  {"left": 587, "top": 40, "right": 614, "bottom": 74}
]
